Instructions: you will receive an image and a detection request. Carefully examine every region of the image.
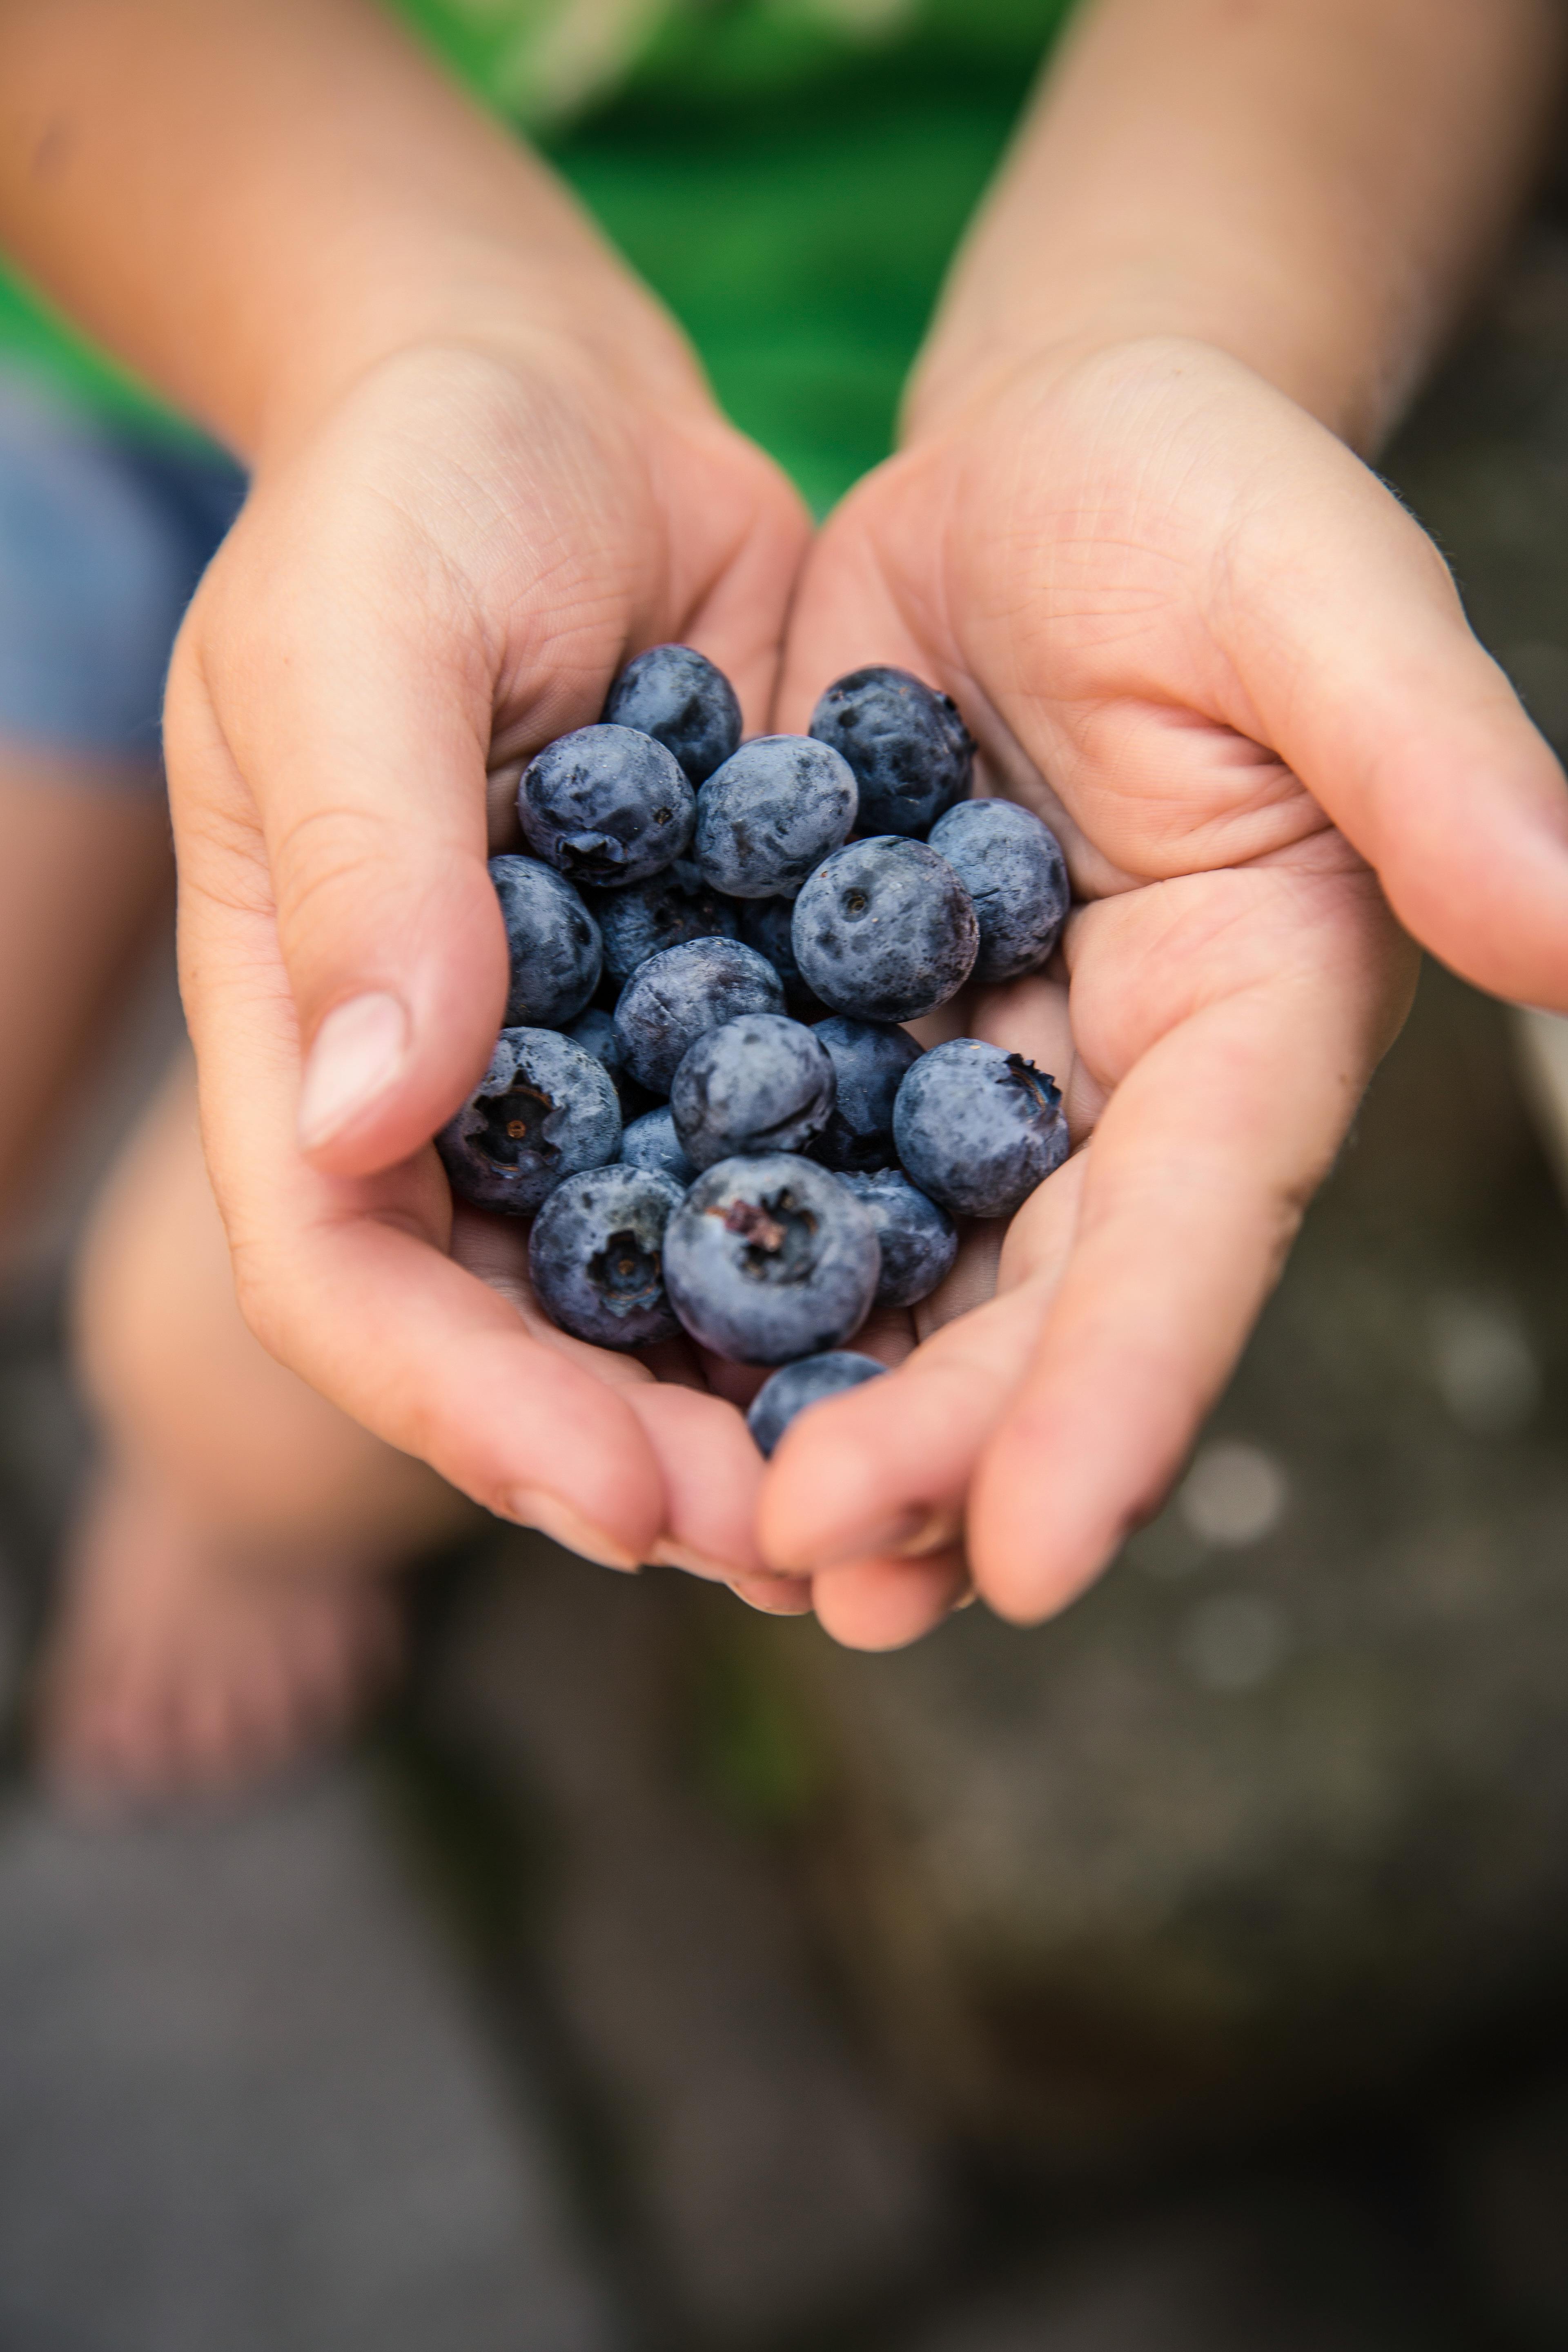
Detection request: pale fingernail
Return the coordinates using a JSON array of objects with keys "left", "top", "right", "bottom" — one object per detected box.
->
[
  {"left": 297, "top": 993, "right": 409, "bottom": 1151},
  {"left": 503, "top": 1488, "right": 641, "bottom": 1572},
  {"left": 648, "top": 1538, "right": 740, "bottom": 1583},
  {"left": 811, "top": 1506, "right": 959, "bottom": 1571}
]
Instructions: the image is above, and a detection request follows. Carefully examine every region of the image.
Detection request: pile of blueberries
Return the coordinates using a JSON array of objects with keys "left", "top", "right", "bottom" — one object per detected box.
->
[{"left": 439, "top": 648, "right": 1070, "bottom": 1457}]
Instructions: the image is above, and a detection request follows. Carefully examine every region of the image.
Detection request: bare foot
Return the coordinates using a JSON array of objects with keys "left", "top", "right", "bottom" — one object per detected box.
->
[{"left": 34, "top": 1469, "right": 403, "bottom": 1803}]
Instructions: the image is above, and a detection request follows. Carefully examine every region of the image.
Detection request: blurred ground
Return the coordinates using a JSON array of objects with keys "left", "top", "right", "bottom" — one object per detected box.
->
[{"left": 7, "top": 227, "right": 1568, "bottom": 2352}]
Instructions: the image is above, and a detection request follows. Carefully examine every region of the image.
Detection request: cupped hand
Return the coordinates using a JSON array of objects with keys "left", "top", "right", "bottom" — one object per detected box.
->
[
  {"left": 761, "top": 335, "right": 1568, "bottom": 1644},
  {"left": 165, "top": 323, "right": 811, "bottom": 1589}
]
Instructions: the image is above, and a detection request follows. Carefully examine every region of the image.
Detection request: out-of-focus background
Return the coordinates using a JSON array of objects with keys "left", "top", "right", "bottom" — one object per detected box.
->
[{"left": 9, "top": 126, "right": 1568, "bottom": 2352}]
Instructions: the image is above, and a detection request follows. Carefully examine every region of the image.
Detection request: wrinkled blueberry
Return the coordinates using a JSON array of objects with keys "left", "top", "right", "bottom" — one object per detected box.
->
[
  {"left": 809, "top": 665, "right": 973, "bottom": 836},
  {"left": 564, "top": 1005, "right": 652, "bottom": 1120},
  {"left": 670, "top": 1013, "right": 836, "bottom": 1170},
  {"left": 927, "top": 798, "right": 1070, "bottom": 982},
  {"left": 528, "top": 1163, "right": 684, "bottom": 1348},
  {"left": 893, "top": 1038, "right": 1068, "bottom": 1218},
  {"left": 590, "top": 860, "right": 739, "bottom": 984},
  {"left": 519, "top": 724, "right": 695, "bottom": 889},
  {"left": 746, "top": 1351, "right": 886, "bottom": 1458},
  {"left": 737, "top": 895, "right": 824, "bottom": 1018},
  {"left": 663, "top": 1153, "right": 880, "bottom": 1364},
  {"left": 837, "top": 1170, "right": 958, "bottom": 1308},
  {"left": 613, "top": 936, "right": 785, "bottom": 1094},
  {"left": 489, "top": 854, "right": 602, "bottom": 1029},
  {"left": 792, "top": 837, "right": 978, "bottom": 1023},
  {"left": 810, "top": 1016, "right": 922, "bottom": 1173},
  {"left": 694, "top": 735, "right": 857, "bottom": 898},
  {"left": 602, "top": 643, "right": 742, "bottom": 784},
  {"left": 620, "top": 1105, "right": 697, "bottom": 1187},
  {"left": 437, "top": 1027, "right": 621, "bottom": 1216}
]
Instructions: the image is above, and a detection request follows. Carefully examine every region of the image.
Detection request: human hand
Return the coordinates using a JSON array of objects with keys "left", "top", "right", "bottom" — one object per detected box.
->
[
  {"left": 165, "top": 320, "right": 812, "bottom": 1593},
  {"left": 761, "top": 335, "right": 1568, "bottom": 1644}
]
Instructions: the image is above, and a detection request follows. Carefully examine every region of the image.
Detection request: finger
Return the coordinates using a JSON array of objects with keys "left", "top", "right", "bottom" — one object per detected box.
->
[
  {"left": 757, "top": 1160, "right": 1085, "bottom": 1572},
  {"left": 810, "top": 1550, "right": 971, "bottom": 1650},
  {"left": 726, "top": 1573, "right": 816, "bottom": 1617},
  {"left": 970, "top": 863, "right": 1413, "bottom": 1621}
]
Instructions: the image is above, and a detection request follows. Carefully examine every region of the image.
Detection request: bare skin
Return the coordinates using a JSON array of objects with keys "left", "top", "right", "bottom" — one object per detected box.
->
[{"left": 0, "top": 0, "right": 1566, "bottom": 1791}]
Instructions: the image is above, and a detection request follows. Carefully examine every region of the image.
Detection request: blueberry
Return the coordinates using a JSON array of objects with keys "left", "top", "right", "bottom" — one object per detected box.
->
[
  {"left": 437, "top": 1027, "right": 621, "bottom": 1216},
  {"left": 809, "top": 1016, "right": 922, "bottom": 1173},
  {"left": 836, "top": 1169, "right": 958, "bottom": 1308},
  {"left": 809, "top": 665, "right": 973, "bottom": 837},
  {"left": 620, "top": 1105, "right": 697, "bottom": 1187},
  {"left": 519, "top": 724, "right": 695, "bottom": 889},
  {"left": 893, "top": 1038, "right": 1068, "bottom": 1218},
  {"left": 488, "top": 854, "right": 602, "bottom": 1029},
  {"left": 746, "top": 1352, "right": 886, "bottom": 1458},
  {"left": 670, "top": 1013, "right": 836, "bottom": 1170},
  {"left": 694, "top": 735, "right": 857, "bottom": 898},
  {"left": 528, "top": 1163, "right": 684, "bottom": 1348},
  {"left": 602, "top": 643, "right": 742, "bottom": 785},
  {"left": 737, "top": 895, "right": 825, "bottom": 1018},
  {"left": 613, "top": 936, "right": 785, "bottom": 1094},
  {"left": 791, "top": 837, "right": 978, "bottom": 1023},
  {"left": 927, "top": 799, "right": 1069, "bottom": 983},
  {"left": 662, "top": 1154, "right": 880, "bottom": 1364},
  {"left": 590, "top": 860, "right": 739, "bottom": 984},
  {"left": 565, "top": 1005, "right": 653, "bottom": 1119}
]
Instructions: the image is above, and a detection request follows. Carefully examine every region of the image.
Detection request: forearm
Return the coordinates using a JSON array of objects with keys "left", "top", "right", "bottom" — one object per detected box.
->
[
  {"left": 0, "top": 0, "right": 697, "bottom": 462},
  {"left": 908, "top": 0, "right": 1566, "bottom": 452}
]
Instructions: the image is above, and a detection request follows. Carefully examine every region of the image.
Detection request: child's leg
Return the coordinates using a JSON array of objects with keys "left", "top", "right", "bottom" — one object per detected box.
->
[{"left": 41, "top": 1047, "right": 480, "bottom": 1794}]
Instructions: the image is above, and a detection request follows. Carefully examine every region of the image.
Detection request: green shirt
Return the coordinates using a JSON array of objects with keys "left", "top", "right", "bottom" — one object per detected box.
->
[{"left": 0, "top": 0, "right": 1073, "bottom": 510}]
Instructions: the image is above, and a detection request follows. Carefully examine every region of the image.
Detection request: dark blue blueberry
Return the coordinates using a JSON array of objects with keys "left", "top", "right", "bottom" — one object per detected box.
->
[
  {"left": 663, "top": 1154, "right": 881, "bottom": 1365},
  {"left": 810, "top": 1016, "right": 922, "bottom": 1173},
  {"left": 620, "top": 1105, "right": 697, "bottom": 1188},
  {"left": 791, "top": 837, "right": 978, "bottom": 1023},
  {"left": 590, "top": 860, "right": 739, "bottom": 984},
  {"left": 746, "top": 1352, "right": 886, "bottom": 1458},
  {"left": 564, "top": 1005, "right": 653, "bottom": 1120},
  {"left": 809, "top": 666, "right": 973, "bottom": 837},
  {"left": 737, "top": 895, "right": 826, "bottom": 1018},
  {"left": 602, "top": 643, "right": 742, "bottom": 784},
  {"left": 489, "top": 854, "right": 601, "bottom": 1029},
  {"left": 837, "top": 1171, "right": 958, "bottom": 1309},
  {"left": 518, "top": 724, "right": 695, "bottom": 889},
  {"left": 670, "top": 1014, "right": 836, "bottom": 1170},
  {"left": 694, "top": 735, "right": 857, "bottom": 898},
  {"left": 927, "top": 799, "right": 1070, "bottom": 983},
  {"left": 437, "top": 1027, "right": 621, "bottom": 1216},
  {"left": 613, "top": 937, "right": 785, "bottom": 1095},
  {"left": 893, "top": 1038, "right": 1068, "bottom": 1218},
  {"left": 528, "top": 1163, "right": 684, "bottom": 1348}
]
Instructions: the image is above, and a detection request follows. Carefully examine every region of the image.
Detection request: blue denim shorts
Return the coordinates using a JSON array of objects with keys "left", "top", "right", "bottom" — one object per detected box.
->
[{"left": 0, "top": 370, "right": 245, "bottom": 766}]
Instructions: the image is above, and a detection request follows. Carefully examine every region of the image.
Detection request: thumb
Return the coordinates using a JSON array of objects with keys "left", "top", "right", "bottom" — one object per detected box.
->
[
  {"left": 168, "top": 507, "right": 521, "bottom": 1180},
  {"left": 1231, "top": 433, "right": 1568, "bottom": 1012}
]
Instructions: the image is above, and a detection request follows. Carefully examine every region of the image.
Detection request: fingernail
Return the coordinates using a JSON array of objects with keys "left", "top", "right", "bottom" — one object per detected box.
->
[
  {"left": 648, "top": 1538, "right": 740, "bottom": 1584},
  {"left": 811, "top": 1506, "right": 960, "bottom": 1571},
  {"left": 503, "top": 1488, "right": 641, "bottom": 1572},
  {"left": 297, "top": 993, "right": 409, "bottom": 1151}
]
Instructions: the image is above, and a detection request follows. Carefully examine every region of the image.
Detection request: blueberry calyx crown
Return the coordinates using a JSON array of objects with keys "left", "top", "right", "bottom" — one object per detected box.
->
[
  {"left": 587, "top": 1227, "right": 663, "bottom": 1310},
  {"left": 479, "top": 1080, "right": 559, "bottom": 1167},
  {"left": 713, "top": 1189, "right": 820, "bottom": 1283},
  {"left": 1004, "top": 1053, "right": 1062, "bottom": 1114}
]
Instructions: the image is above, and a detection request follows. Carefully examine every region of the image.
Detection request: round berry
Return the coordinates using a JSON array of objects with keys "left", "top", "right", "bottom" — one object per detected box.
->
[
  {"left": 620, "top": 1105, "right": 697, "bottom": 1188},
  {"left": 893, "top": 1038, "right": 1068, "bottom": 1218},
  {"left": 613, "top": 936, "right": 784, "bottom": 1095},
  {"left": 809, "top": 665, "right": 973, "bottom": 837},
  {"left": 791, "top": 837, "right": 977, "bottom": 1023},
  {"left": 927, "top": 798, "right": 1069, "bottom": 982},
  {"left": 670, "top": 1014, "right": 836, "bottom": 1170},
  {"left": 663, "top": 1154, "right": 880, "bottom": 1364},
  {"left": 746, "top": 1352, "right": 886, "bottom": 1458},
  {"left": 590, "top": 862, "right": 740, "bottom": 984},
  {"left": 810, "top": 1016, "right": 922, "bottom": 1173},
  {"left": 489, "top": 854, "right": 602, "bottom": 1029},
  {"left": 519, "top": 723, "right": 695, "bottom": 889},
  {"left": 694, "top": 735, "right": 857, "bottom": 898},
  {"left": 838, "top": 1170, "right": 958, "bottom": 1308},
  {"left": 528, "top": 1163, "right": 684, "bottom": 1348},
  {"left": 602, "top": 643, "right": 742, "bottom": 784},
  {"left": 437, "top": 1028, "right": 621, "bottom": 1216}
]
